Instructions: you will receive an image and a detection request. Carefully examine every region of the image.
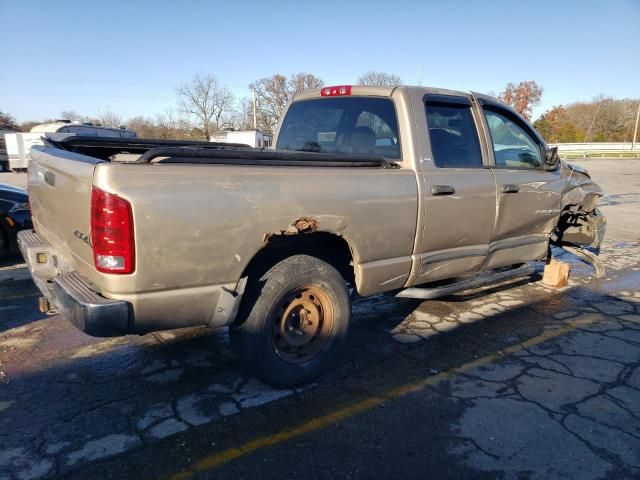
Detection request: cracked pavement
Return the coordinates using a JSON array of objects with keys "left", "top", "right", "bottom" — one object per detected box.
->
[{"left": 0, "top": 159, "right": 639, "bottom": 480}]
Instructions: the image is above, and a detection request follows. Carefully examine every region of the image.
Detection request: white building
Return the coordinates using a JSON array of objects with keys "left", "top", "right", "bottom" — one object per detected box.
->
[{"left": 210, "top": 129, "right": 273, "bottom": 149}]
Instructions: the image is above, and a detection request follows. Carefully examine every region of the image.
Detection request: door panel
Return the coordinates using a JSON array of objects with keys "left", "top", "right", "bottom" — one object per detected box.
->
[
  {"left": 485, "top": 168, "right": 563, "bottom": 268},
  {"left": 417, "top": 169, "right": 497, "bottom": 283},
  {"left": 481, "top": 107, "right": 563, "bottom": 268},
  {"left": 413, "top": 98, "right": 497, "bottom": 285}
]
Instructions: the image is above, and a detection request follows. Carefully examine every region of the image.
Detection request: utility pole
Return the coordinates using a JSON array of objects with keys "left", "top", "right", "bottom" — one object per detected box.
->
[
  {"left": 252, "top": 88, "right": 258, "bottom": 130},
  {"left": 417, "top": 66, "right": 422, "bottom": 86},
  {"left": 585, "top": 101, "right": 601, "bottom": 142},
  {"left": 632, "top": 101, "right": 640, "bottom": 151}
]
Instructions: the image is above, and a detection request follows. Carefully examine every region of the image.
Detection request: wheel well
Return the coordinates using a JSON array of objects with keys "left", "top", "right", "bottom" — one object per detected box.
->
[{"left": 241, "top": 232, "right": 355, "bottom": 287}]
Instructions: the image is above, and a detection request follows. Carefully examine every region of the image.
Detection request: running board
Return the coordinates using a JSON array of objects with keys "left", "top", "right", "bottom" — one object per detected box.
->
[{"left": 396, "top": 264, "right": 537, "bottom": 300}]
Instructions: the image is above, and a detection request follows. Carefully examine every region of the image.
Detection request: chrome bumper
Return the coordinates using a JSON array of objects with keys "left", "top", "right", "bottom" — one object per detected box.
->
[{"left": 17, "top": 229, "right": 132, "bottom": 337}]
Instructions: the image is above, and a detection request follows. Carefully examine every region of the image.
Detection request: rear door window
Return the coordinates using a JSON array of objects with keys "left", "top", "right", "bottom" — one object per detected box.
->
[
  {"left": 276, "top": 97, "right": 401, "bottom": 159},
  {"left": 425, "top": 102, "right": 483, "bottom": 168},
  {"left": 483, "top": 109, "right": 542, "bottom": 168}
]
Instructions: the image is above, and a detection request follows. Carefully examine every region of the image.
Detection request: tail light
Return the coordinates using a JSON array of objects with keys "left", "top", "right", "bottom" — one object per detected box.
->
[
  {"left": 320, "top": 85, "right": 352, "bottom": 97},
  {"left": 91, "top": 187, "right": 135, "bottom": 274}
]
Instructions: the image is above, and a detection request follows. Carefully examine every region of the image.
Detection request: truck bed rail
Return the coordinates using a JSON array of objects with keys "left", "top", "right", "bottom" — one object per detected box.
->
[{"left": 44, "top": 135, "right": 398, "bottom": 169}]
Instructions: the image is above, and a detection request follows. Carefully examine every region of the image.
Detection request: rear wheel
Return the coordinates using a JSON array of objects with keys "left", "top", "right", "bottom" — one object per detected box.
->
[{"left": 230, "top": 254, "right": 351, "bottom": 387}]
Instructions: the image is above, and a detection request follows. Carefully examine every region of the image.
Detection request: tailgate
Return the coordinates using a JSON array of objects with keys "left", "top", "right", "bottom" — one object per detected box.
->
[{"left": 28, "top": 145, "right": 99, "bottom": 276}]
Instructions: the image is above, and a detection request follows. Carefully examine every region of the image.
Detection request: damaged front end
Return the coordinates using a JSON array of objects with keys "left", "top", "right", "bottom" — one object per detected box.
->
[{"left": 551, "top": 161, "right": 607, "bottom": 277}]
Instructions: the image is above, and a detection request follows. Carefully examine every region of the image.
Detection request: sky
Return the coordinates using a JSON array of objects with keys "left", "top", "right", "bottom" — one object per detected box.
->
[{"left": 0, "top": 0, "right": 638, "bottom": 123}]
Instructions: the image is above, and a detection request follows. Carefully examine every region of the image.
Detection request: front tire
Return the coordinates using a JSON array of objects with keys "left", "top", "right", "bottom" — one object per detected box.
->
[{"left": 230, "top": 254, "right": 351, "bottom": 387}]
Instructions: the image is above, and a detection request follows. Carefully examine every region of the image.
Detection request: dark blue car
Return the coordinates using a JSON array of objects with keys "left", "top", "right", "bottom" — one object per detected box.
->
[{"left": 0, "top": 183, "right": 32, "bottom": 255}]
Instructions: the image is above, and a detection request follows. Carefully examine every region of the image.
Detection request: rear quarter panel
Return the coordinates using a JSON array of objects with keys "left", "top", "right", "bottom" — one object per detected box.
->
[{"left": 92, "top": 162, "right": 419, "bottom": 300}]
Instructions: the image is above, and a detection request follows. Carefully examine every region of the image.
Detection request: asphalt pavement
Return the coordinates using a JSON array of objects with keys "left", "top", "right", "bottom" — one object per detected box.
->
[{"left": 0, "top": 160, "right": 638, "bottom": 480}]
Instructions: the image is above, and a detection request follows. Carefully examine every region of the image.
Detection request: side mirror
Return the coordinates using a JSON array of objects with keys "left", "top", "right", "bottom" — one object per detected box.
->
[{"left": 544, "top": 146, "right": 560, "bottom": 171}]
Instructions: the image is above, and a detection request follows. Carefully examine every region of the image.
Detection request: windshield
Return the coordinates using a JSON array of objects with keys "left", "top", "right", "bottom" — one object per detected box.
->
[{"left": 276, "top": 97, "right": 401, "bottom": 159}]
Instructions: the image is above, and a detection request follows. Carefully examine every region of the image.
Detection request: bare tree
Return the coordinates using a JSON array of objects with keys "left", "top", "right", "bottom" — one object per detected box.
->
[
  {"left": 249, "top": 73, "right": 324, "bottom": 132},
  {"left": 176, "top": 74, "right": 235, "bottom": 138},
  {"left": 98, "top": 106, "right": 122, "bottom": 128},
  {"left": 126, "top": 116, "right": 155, "bottom": 138},
  {"left": 499, "top": 81, "right": 543, "bottom": 121},
  {"left": 20, "top": 121, "right": 41, "bottom": 132},
  {"left": 60, "top": 110, "right": 89, "bottom": 123},
  {"left": 0, "top": 111, "right": 18, "bottom": 130},
  {"left": 154, "top": 109, "right": 178, "bottom": 139},
  {"left": 127, "top": 110, "right": 192, "bottom": 140},
  {"left": 231, "top": 97, "right": 259, "bottom": 131},
  {"left": 249, "top": 74, "right": 288, "bottom": 130},
  {"left": 356, "top": 71, "right": 402, "bottom": 87},
  {"left": 289, "top": 73, "right": 325, "bottom": 96}
]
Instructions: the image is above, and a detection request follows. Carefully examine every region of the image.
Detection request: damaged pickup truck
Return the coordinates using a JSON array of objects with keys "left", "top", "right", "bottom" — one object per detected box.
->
[{"left": 19, "top": 85, "right": 606, "bottom": 387}]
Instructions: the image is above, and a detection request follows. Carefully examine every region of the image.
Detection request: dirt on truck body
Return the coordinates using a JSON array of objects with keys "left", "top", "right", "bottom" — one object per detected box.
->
[{"left": 19, "top": 85, "right": 606, "bottom": 386}]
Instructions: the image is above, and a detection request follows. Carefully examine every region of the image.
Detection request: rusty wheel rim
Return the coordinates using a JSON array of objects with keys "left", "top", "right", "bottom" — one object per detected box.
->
[{"left": 271, "top": 285, "right": 334, "bottom": 364}]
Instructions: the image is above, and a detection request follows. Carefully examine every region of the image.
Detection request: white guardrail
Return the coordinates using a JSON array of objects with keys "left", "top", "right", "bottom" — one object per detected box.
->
[{"left": 549, "top": 142, "right": 640, "bottom": 158}]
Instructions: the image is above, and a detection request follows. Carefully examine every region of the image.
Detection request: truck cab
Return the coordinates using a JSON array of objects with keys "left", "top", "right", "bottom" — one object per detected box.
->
[{"left": 276, "top": 86, "right": 579, "bottom": 288}]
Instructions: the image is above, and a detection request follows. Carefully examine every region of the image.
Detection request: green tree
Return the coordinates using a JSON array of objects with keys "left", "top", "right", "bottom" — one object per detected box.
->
[{"left": 533, "top": 117, "right": 551, "bottom": 141}]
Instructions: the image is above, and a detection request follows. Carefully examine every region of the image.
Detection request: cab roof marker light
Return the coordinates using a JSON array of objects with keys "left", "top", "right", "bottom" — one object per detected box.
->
[{"left": 320, "top": 85, "right": 352, "bottom": 97}]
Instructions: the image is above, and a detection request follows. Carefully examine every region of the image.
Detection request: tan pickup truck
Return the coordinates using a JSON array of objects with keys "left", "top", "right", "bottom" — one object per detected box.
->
[{"left": 19, "top": 85, "right": 606, "bottom": 386}]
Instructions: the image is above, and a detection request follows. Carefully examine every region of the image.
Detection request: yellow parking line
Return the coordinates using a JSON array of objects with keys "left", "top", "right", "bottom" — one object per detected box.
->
[{"left": 168, "top": 315, "right": 597, "bottom": 480}]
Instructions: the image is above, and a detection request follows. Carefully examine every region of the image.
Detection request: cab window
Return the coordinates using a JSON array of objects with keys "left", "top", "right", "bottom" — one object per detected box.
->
[
  {"left": 484, "top": 109, "right": 542, "bottom": 168},
  {"left": 276, "top": 97, "right": 401, "bottom": 159},
  {"left": 425, "top": 102, "right": 483, "bottom": 168}
]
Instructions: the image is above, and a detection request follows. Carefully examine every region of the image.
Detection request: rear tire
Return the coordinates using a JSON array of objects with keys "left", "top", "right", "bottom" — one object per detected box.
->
[{"left": 230, "top": 254, "right": 351, "bottom": 387}]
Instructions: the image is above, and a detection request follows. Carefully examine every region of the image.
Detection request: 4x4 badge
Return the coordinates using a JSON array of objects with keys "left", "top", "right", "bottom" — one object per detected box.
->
[{"left": 74, "top": 230, "right": 92, "bottom": 246}]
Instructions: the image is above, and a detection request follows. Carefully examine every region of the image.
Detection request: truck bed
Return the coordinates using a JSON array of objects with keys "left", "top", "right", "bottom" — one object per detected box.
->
[{"left": 26, "top": 136, "right": 417, "bottom": 334}]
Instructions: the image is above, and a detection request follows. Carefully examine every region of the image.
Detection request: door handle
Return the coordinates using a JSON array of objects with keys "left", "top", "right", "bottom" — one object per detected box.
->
[
  {"left": 431, "top": 185, "right": 455, "bottom": 196},
  {"left": 501, "top": 184, "right": 519, "bottom": 194}
]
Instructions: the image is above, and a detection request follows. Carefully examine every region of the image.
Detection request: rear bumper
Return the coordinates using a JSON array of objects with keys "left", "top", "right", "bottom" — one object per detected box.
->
[
  {"left": 52, "top": 273, "right": 132, "bottom": 337},
  {"left": 17, "top": 229, "right": 132, "bottom": 337}
]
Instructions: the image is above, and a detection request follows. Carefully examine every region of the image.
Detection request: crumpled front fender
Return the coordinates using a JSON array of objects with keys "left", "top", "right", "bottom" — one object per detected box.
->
[
  {"left": 554, "top": 162, "right": 607, "bottom": 248},
  {"left": 560, "top": 208, "right": 607, "bottom": 249}
]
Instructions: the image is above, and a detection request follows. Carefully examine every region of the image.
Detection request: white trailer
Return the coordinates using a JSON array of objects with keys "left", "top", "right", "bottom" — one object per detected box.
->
[
  {"left": 210, "top": 129, "right": 273, "bottom": 148},
  {"left": 4, "top": 133, "right": 45, "bottom": 170},
  {"left": 3, "top": 121, "right": 137, "bottom": 171}
]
